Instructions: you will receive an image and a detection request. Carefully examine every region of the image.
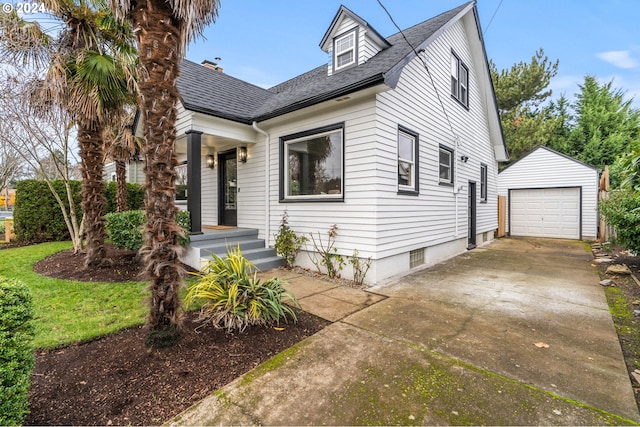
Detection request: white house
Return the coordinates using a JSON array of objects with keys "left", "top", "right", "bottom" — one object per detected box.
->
[
  {"left": 497, "top": 146, "right": 599, "bottom": 241},
  {"left": 135, "top": 1, "right": 508, "bottom": 284}
]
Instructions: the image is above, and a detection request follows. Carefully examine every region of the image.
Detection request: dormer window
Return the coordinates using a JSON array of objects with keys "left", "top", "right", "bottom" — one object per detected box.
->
[{"left": 334, "top": 29, "right": 357, "bottom": 71}]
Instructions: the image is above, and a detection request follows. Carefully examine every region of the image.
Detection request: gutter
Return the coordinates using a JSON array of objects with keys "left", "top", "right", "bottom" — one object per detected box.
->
[{"left": 252, "top": 121, "right": 271, "bottom": 245}]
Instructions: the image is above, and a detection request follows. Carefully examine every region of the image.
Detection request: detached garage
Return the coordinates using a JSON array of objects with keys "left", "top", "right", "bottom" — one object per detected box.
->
[{"left": 498, "top": 146, "right": 599, "bottom": 241}]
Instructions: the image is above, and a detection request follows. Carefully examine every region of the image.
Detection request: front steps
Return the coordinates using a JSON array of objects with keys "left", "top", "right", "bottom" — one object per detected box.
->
[{"left": 183, "top": 228, "right": 285, "bottom": 272}]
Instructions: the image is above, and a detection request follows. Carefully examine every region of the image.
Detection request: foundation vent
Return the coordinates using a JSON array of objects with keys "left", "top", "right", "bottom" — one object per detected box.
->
[{"left": 409, "top": 248, "right": 425, "bottom": 269}]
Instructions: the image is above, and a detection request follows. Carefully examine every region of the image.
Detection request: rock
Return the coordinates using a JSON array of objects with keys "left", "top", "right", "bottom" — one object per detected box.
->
[
  {"left": 606, "top": 264, "right": 632, "bottom": 275},
  {"left": 594, "top": 257, "right": 613, "bottom": 263},
  {"left": 634, "top": 310, "right": 640, "bottom": 317},
  {"left": 599, "top": 279, "right": 613, "bottom": 286},
  {"left": 631, "top": 371, "right": 640, "bottom": 385}
]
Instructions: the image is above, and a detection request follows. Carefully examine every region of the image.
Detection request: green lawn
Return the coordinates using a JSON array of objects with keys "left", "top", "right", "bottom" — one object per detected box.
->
[{"left": 0, "top": 242, "right": 149, "bottom": 349}]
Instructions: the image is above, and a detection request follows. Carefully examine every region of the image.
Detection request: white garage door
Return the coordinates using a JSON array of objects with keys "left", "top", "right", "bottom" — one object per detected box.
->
[{"left": 510, "top": 188, "right": 580, "bottom": 239}]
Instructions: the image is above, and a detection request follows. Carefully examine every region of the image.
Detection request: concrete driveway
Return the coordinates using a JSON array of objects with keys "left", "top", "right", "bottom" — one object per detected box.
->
[{"left": 170, "top": 238, "right": 639, "bottom": 425}]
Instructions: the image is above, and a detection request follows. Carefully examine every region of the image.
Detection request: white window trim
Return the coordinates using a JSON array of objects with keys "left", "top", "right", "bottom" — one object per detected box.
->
[
  {"left": 333, "top": 30, "right": 356, "bottom": 71},
  {"left": 439, "top": 145, "right": 454, "bottom": 185},
  {"left": 281, "top": 124, "right": 344, "bottom": 201}
]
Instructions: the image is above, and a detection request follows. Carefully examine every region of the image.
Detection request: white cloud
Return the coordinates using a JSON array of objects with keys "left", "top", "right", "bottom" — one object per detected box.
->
[{"left": 596, "top": 50, "right": 639, "bottom": 69}]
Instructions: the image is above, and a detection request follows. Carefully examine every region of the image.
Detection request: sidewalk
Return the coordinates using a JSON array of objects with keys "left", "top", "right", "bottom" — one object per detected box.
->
[{"left": 169, "top": 238, "right": 640, "bottom": 426}]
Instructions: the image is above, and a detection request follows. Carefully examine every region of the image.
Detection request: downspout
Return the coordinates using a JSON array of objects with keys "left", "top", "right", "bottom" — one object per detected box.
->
[
  {"left": 453, "top": 135, "right": 461, "bottom": 237},
  {"left": 252, "top": 121, "right": 270, "bottom": 245}
]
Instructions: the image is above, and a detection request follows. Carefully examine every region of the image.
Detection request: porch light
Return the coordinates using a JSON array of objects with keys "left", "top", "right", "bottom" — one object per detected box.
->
[
  {"left": 238, "top": 146, "right": 248, "bottom": 163},
  {"left": 206, "top": 154, "right": 216, "bottom": 169}
]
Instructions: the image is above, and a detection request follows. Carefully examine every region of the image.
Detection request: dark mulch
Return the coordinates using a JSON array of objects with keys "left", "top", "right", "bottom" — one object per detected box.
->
[
  {"left": 33, "top": 244, "right": 147, "bottom": 282},
  {"left": 26, "top": 246, "right": 331, "bottom": 426}
]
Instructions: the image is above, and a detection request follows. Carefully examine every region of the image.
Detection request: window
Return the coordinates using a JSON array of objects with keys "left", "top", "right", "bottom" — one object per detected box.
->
[
  {"left": 451, "top": 52, "right": 469, "bottom": 107},
  {"left": 398, "top": 126, "right": 419, "bottom": 193},
  {"left": 480, "top": 163, "right": 488, "bottom": 203},
  {"left": 439, "top": 145, "right": 454, "bottom": 185},
  {"left": 334, "top": 30, "right": 356, "bottom": 71},
  {"left": 280, "top": 123, "right": 344, "bottom": 201}
]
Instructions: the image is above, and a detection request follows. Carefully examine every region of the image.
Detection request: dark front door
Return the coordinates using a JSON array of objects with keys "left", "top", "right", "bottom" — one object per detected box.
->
[
  {"left": 468, "top": 181, "right": 477, "bottom": 249},
  {"left": 218, "top": 150, "right": 237, "bottom": 226}
]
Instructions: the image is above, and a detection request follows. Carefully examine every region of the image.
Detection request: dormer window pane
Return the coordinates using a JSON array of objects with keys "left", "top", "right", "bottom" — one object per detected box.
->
[{"left": 334, "top": 31, "right": 355, "bottom": 70}]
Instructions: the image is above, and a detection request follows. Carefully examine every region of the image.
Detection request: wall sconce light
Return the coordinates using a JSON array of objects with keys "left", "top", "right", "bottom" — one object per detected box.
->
[
  {"left": 238, "top": 146, "right": 248, "bottom": 163},
  {"left": 206, "top": 154, "right": 216, "bottom": 169},
  {"left": 460, "top": 155, "right": 469, "bottom": 163}
]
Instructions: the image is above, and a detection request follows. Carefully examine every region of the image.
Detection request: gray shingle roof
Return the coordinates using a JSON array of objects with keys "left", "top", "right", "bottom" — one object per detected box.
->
[{"left": 177, "top": 2, "right": 471, "bottom": 124}]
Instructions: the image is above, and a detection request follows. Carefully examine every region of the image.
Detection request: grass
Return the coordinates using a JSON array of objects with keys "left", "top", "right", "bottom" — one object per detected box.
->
[{"left": 0, "top": 242, "right": 149, "bottom": 349}]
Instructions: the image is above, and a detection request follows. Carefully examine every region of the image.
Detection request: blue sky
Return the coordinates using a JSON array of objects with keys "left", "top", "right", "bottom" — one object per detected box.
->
[{"left": 186, "top": 0, "right": 640, "bottom": 106}]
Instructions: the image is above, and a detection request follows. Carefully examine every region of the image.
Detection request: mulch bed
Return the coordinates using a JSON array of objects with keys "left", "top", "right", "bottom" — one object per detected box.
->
[
  {"left": 594, "top": 245, "right": 640, "bottom": 410},
  {"left": 25, "top": 245, "right": 331, "bottom": 426}
]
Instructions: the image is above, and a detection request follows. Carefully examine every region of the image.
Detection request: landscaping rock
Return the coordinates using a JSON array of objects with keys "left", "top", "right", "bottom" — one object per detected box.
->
[
  {"left": 606, "top": 264, "right": 632, "bottom": 275},
  {"left": 594, "top": 257, "right": 613, "bottom": 264},
  {"left": 599, "top": 279, "right": 613, "bottom": 287}
]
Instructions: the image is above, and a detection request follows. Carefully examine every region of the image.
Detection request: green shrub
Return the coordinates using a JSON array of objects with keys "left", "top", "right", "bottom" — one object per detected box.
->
[
  {"left": 185, "top": 246, "right": 298, "bottom": 333},
  {"left": 13, "top": 179, "right": 82, "bottom": 242},
  {"left": 600, "top": 189, "right": 640, "bottom": 253},
  {"left": 14, "top": 179, "right": 145, "bottom": 243},
  {"left": 0, "top": 277, "right": 35, "bottom": 426},
  {"left": 104, "top": 181, "right": 145, "bottom": 212},
  {"left": 0, "top": 220, "right": 5, "bottom": 235},
  {"left": 105, "top": 210, "right": 191, "bottom": 251},
  {"left": 274, "top": 210, "right": 307, "bottom": 268}
]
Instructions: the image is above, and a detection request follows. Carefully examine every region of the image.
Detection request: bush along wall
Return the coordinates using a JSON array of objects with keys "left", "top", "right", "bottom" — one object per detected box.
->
[
  {"left": 13, "top": 180, "right": 145, "bottom": 243},
  {"left": 105, "top": 210, "right": 191, "bottom": 251},
  {"left": 0, "top": 277, "right": 35, "bottom": 426}
]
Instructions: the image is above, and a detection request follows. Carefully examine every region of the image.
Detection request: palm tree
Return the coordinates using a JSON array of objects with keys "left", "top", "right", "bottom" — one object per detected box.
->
[
  {"left": 107, "top": 0, "right": 219, "bottom": 347},
  {"left": 0, "top": 1, "right": 137, "bottom": 266},
  {"left": 104, "top": 106, "right": 140, "bottom": 212}
]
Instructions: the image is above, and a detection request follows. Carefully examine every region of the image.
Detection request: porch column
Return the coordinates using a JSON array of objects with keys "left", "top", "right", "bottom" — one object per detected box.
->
[{"left": 185, "top": 130, "right": 203, "bottom": 235}]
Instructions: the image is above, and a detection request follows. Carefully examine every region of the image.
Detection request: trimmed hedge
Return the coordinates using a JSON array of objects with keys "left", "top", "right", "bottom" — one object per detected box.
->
[
  {"left": 13, "top": 180, "right": 145, "bottom": 242},
  {"left": 105, "top": 210, "right": 191, "bottom": 251},
  {"left": 0, "top": 277, "right": 34, "bottom": 426}
]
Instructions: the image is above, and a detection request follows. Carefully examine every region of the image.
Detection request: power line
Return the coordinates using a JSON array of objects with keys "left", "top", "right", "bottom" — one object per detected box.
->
[
  {"left": 483, "top": 0, "right": 504, "bottom": 35},
  {"left": 376, "top": 0, "right": 456, "bottom": 139}
]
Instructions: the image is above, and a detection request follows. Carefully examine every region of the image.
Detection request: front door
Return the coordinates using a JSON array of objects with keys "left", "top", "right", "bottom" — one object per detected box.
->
[
  {"left": 218, "top": 150, "right": 237, "bottom": 226},
  {"left": 468, "top": 181, "right": 477, "bottom": 249}
]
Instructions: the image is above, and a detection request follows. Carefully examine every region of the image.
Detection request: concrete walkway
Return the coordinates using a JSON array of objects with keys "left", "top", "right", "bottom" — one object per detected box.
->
[{"left": 170, "top": 237, "right": 639, "bottom": 425}]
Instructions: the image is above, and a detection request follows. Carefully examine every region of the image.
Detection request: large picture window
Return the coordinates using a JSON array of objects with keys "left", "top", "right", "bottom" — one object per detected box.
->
[
  {"left": 280, "top": 123, "right": 344, "bottom": 201},
  {"left": 398, "top": 126, "right": 419, "bottom": 194}
]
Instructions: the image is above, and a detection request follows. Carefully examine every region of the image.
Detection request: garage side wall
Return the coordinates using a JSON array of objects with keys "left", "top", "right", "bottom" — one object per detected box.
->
[{"left": 497, "top": 147, "right": 598, "bottom": 240}]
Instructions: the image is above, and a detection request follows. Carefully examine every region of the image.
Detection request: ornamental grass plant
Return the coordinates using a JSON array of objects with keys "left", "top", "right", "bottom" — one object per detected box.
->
[{"left": 185, "top": 246, "right": 298, "bottom": 333}]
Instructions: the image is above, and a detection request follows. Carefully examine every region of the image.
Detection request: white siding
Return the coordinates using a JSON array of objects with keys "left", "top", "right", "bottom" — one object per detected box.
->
[
  {"left": 497, "top": 147, "right": 599, "bottom": 240},
  {"left": 374, "top": 19, "right": 499, "bottom": 257}
]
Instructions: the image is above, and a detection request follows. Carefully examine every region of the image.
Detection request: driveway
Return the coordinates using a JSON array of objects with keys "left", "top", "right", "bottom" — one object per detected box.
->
[{"left": 170, "top": 238, "right": 639, "bottom": 425}]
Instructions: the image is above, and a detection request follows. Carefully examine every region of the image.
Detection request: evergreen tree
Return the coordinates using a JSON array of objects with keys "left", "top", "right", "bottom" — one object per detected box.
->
[{"left": 490, "top": 48, "right": 560, "bottom": 163}]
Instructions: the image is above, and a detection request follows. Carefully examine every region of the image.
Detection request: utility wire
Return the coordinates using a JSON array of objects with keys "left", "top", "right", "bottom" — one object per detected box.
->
[
  {"left": 376, "top": 0, "right": 456, "bottom": 139},
  {"left": 483, "top": 0, "right": 504, "bottom": 35}
]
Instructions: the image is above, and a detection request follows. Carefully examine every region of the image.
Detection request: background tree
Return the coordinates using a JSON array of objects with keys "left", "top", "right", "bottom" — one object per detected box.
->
[
  {"left": 0, "top": 1, "right": 137, "bottom": 266},
  {"left": 0, "top": 139, "right": 21, "bottom": 209},
  {"left": 107, "top": 0, "right": 220, "bottom": 347},
  {"left": 563, "top": 76, "right": 640, "bottom": 170},
  {"left": 0, "top": 70, "right": 84, "bottom": 251},
  {"left": 490, "top": 48, "right": 560, "bottom": 163}
]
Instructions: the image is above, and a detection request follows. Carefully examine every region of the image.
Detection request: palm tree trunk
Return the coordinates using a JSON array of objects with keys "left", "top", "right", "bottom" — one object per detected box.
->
[
  {"left": 131, "top": 0, "right": 185, "bottom": 348},
  {"left": 78, "top": 121, "right": 107, "bottom": 267},
  {"left": 115, "top": 158, "right": 128, "bottom": 212}
]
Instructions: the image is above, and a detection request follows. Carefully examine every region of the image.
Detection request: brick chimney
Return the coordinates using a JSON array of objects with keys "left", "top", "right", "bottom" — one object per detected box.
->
[{"left": 201, "top": 59, "right": 223, "bottom": 73}]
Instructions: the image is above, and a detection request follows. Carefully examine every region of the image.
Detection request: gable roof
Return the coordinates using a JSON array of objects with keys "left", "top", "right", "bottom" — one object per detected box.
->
[
  {"left": 318, "top": 5, "right": 390, "bottom": 52},
  {"left": 498, "top": 146, "right": 599, "bottom": 174},
  {"left": 176, "top": 2, "right": 473, "bottom": 124}
]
